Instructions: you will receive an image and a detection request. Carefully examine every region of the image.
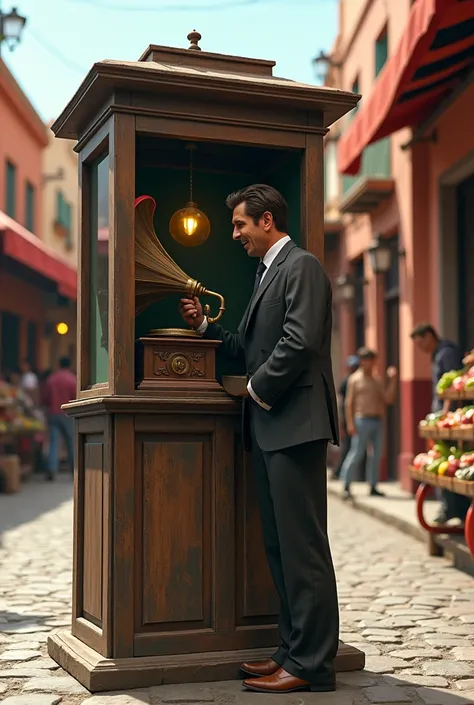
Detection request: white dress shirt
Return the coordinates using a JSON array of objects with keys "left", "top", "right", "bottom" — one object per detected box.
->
[{"left": 198, "top": 235, "right": 292, "bottom": 410}]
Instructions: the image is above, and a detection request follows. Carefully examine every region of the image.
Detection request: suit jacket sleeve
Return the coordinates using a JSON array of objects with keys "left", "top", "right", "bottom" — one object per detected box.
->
[
  {"left": 205, "top": 322, "right": 245, "bottom": 367},
  {"left": 250, "top": 254, "right": 330, "bottom": 407}
]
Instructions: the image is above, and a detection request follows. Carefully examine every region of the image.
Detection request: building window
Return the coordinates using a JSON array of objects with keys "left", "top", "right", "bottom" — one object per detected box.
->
[
  {"left": 55, "top": 190, "right": 73, "bottom": 249},
  {"left": 25, "top": 182, "right": 35, "bottom": 232},
  {"left": 351, "top": 77, "right": 359, "bottom": 113},
  {"left": 5, "top": 161, "right": 16, "bottom": 218},
  {"left": 375, "top": 27, "right": 388, "bottom": 77}
]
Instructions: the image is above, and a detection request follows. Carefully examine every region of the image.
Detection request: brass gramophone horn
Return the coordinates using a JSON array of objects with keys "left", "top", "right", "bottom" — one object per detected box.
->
[{"left": 134, "top": 195, "right": 225, "bottom": 323}]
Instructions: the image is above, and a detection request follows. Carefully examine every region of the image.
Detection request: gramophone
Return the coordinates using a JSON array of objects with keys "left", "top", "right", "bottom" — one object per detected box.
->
[{"left": 134, "top": 195, "right": 225, "bottom": 336}]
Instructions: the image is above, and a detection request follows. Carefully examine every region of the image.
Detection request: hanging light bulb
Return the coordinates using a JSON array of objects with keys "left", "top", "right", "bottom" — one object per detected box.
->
[{"left": 169, "top": 144, "right": 211, "bottom": 247}]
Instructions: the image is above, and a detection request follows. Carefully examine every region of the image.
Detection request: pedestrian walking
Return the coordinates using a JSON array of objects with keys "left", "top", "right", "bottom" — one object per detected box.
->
[
  {"left": 332, "top": 354, "right": 359, "bottom": 480},
  {"left": 42, "top": 357, "right": 76, "bottom": 481},
  {"left": 410, "top": 322, "right": 471, "bottom": 523},
  {"left": 19, "top": 358, "right": 40, "bottom": 406},
  {"left": 340, "top": 347, "right": 397, "bottom": 499},
  {"left": 180, "top": 184, "right": 339, "bottom": 694}
]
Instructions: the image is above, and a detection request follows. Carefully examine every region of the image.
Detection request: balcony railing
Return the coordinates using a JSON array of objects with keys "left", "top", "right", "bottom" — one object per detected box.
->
[{"left": 342, "top": 137, "right": 391, "bottom": 195}]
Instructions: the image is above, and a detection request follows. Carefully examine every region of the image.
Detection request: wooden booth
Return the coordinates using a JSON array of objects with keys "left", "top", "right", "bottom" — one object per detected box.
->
[{"left": 47, "top": 32, "right": 362, "bottom": 692}]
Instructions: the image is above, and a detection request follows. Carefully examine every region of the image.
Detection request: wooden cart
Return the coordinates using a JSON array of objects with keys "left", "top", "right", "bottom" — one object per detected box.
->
[{"left": 410, "top": 388, "right": 474, "bottom": 558}]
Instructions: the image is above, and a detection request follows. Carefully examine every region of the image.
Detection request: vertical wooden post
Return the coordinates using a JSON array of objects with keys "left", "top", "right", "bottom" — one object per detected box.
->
[
  {"left": 301, "top": 131, "right": 326, "bottom": 263},
  {"left": 77, "top": 154, "right": 91, "bottom": 394},
  {"left": 109, "top": 110, "right": 136, "bottom": 395}
]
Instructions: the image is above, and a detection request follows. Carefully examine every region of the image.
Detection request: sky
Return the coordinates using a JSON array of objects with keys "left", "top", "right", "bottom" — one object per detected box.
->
[{"left": 2, "top": 0, "right": 338, "bottom": 123}]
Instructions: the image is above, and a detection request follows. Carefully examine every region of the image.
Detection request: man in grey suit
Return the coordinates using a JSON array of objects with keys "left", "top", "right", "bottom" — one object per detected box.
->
[{"left": 180, "top": 184, "right": 339, "bottom": 694}]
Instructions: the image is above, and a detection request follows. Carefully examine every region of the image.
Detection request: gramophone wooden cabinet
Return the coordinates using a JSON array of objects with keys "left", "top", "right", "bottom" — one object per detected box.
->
[{"left": 47, "top": 32, "right": 362, "bottom": 692}]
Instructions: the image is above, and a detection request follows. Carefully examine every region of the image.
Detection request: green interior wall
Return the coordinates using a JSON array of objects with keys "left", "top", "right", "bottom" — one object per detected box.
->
[{"left": 135, "top": 149, "right": 301, "bottom": 380}]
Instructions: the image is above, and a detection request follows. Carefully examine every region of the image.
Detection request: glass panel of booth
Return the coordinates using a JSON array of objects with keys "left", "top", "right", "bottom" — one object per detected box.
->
[{"left": 89, "top": 153, "right": 110, "bottom": 386}]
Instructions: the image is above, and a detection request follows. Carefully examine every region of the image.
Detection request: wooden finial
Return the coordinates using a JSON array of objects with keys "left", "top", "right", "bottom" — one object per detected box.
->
[{"left": 187, "top": 29, "right": 202, "bottom": 51}]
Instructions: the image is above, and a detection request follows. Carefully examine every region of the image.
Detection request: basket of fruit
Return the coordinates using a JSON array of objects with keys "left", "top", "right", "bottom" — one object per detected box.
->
[
  {"left": 412, "top": 443, "right": 470, "bottom": 491},
  {"left": 453, "top": 465, "right": 474, "bottom": 497},
  {"left": 436, "top": 366, "right": 474, "bottom": 398},
  {"left": 418, "top": 407, "right": 474, "bottom": 439}
]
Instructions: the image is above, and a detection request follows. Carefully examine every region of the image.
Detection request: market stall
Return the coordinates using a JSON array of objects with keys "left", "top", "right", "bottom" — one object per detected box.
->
[
  {"left": 0, "top": 380, "right": 45, "bottom": 492},
  {"left": 409, "top": 352, "right": 474, "bottom": 557}
]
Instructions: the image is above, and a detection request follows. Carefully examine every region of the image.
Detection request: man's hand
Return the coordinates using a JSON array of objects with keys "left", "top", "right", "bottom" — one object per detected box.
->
[
  {"left": 347, "top": 421, "right": 355, "bottom": 437},
  {"left": 179, "top": 296, "right": 204, "bottom": 329},
  {"left": 387, "top": 366, "right": 398, "bottom": 379}
]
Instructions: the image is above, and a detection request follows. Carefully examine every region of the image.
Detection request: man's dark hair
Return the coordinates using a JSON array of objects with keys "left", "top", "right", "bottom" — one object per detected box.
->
[
  {"left": 357, "top": 347, "right": 377, "bottom": 360},
  {"left": 410, "top": 323, "right": 439, "bottom": 340},
  {"left": 225, "top": 184, "right": 289, "bottom": 233},
  {"left": 59, "top": 356, "right": 71, "bottom": 369}
]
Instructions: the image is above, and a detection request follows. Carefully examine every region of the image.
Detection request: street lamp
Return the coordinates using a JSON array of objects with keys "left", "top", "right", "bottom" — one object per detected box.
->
[
  {"left": 367, "top": 234, "right": 392, "bottom": 275},
  {"left": 313, "top": 50, "right": 341, "bottom": 84},
  {"left": 0, "top": 6, "right": 27, "bottom": 52},
  {"left": 335, "top": 273, "right": 355, "bottom": 304}
]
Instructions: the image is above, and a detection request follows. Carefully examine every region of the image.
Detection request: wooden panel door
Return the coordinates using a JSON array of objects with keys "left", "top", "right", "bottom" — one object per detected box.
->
[
  {"left": 73, "top": 415, "right": 112, "bottom": 657},
  {"left": 132, "top": 412, "right": 279, "bottom": 658}
]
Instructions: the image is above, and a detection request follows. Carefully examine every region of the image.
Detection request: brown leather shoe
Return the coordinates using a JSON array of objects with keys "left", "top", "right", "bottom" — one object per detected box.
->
[
  {"left": 240, "top": 658, "right": 280, "bottom": 677},
  {"left": 243, "top": 667, "right": 335, "bottom": 693}
]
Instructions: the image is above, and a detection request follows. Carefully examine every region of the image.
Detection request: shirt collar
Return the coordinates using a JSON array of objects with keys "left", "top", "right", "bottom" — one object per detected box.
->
[{"left": 262, "top": 235, "right": 292, "bottom": 270}]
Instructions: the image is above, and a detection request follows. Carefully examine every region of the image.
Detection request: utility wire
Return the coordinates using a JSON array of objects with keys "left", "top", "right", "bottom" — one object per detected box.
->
[
  {"left": 68, "top": 0, "right": 327, "bottom": 11},
  {"left": 28, "top": 26, "right": 88, "bottom": 75}
]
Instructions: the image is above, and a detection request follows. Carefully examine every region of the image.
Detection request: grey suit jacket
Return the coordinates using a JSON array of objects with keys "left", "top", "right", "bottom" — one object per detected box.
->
[{"left": 205, "top": 240, "right": 339, "bottom": 452}]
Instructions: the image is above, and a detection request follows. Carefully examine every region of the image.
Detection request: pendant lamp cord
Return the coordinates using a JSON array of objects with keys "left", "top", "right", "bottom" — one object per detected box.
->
[{"left": 189, "top": 147, "right": 193, "bottom": 202}]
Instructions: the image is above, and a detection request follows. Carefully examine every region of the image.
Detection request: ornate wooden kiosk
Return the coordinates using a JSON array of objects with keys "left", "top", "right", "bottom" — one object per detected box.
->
[{"left": 47, "top": 32, "right": 363, "bottom": 692}]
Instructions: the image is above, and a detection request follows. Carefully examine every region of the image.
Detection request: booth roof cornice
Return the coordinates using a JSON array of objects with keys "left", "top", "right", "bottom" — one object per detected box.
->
[{"left": 52, "top": 57, "right": 360, "bottom": 140}]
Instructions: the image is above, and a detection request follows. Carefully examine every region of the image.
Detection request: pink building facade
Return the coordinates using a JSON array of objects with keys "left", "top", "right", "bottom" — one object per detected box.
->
[
  {"left": 324, "top": 0, "right": 474, "bottom": 489},
  {"left": 0, "top": 59, "right": 77, "bottom": 373}
]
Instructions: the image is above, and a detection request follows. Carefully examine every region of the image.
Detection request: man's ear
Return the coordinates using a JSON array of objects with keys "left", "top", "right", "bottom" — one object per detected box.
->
[{"left": 262, "top": 211, "right": 273, "bottom": 231}]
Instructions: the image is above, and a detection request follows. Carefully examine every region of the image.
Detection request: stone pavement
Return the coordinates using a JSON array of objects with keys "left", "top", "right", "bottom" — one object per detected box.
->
[
  {"left": 326, "top": 478, "right": 441, "bottom": 542},
  {"left": 2, "top": 477, "right": 474, "bottom": 704}
]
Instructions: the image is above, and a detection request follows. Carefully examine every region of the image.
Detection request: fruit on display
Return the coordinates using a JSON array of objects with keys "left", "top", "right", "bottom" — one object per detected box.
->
[
  {"left": 413, "top": 444, "right": 474, "bottom": 480},
  {"left": 436, "top": 362, "right": 474, "bottom": 394},
  {"left": 0, "top": 380, "right": 45, "bottom": 435},
  {"left": 437, "top": 370, "right": 463, "bottom": 392},
  {"left": 455, "top": 467, "right": 474, "bottom": 481},
  {"left": 420, "top": 410, "right": 445, "bottom": 427},
  {"left": 419, "top": 406, "right": 474, "bottom": 432}
]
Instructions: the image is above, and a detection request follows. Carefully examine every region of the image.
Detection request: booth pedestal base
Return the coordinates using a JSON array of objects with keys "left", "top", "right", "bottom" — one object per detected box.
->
[{"left": 48, "top": 631, "right": 365, "bottom": 693}]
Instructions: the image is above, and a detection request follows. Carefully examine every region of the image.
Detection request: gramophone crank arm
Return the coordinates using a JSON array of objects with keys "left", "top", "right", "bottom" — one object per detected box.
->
[
  {"left": 202, "top": 290, "right": 226, "bottom": 324},
  {"left": 185, "top": 278, "right": 226, "bottom": 324}
]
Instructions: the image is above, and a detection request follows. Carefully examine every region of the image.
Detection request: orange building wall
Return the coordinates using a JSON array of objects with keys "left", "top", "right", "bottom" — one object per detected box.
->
[{"left": 0, "top": 60, "right": 47, "bottom": 237}]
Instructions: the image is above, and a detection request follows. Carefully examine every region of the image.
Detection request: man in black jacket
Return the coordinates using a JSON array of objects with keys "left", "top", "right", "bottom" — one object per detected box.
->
[{"left": 180, "top": 184, "right": 339, "bottom": 694}]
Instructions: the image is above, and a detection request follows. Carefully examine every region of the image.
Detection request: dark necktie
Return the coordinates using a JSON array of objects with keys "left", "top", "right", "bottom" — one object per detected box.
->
[{"left": 251, "top": 261, "right": 267, "bottom": 299}]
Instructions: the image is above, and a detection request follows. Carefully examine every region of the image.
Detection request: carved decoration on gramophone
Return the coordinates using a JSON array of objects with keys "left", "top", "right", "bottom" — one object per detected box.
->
[
  {"left": 134, "top": 195, "right": 225, "bottom": 336},
  {"left": 153, "top": 350, "right": 205, "bottom": 378}
]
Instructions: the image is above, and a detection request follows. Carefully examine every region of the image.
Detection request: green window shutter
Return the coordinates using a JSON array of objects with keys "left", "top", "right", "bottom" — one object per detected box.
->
[
  {"left": 25, "top": 182, "right": 35, "bottom": 232},
  {"left": 5, "top": 161, "right": 16, "bottom": 218},
  {"left": 375, "top": 30, "right": 388, "bottom": 77},
  {"left": 56, "top": 190, "right": 62, "bottom": 223},
  {"left": 65, "top": 202, "right": 71, "bottom": 231}
]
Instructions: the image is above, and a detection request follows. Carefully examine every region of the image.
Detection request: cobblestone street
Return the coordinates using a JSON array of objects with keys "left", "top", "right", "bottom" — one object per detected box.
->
[{"left": 2, "top": 478, "right": 474, "bottom": 705}]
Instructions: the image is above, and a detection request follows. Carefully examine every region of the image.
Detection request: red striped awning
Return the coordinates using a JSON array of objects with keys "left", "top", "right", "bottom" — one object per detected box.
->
[
  {"left": 338, "top": 0, "right": 474, "bottom": 175},
  {"left": 0, "top": 210, "right": 77, "bottom": 300}
]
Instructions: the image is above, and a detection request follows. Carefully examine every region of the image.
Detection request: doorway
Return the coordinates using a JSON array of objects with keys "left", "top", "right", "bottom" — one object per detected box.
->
[
  {"left": 1, "top": 311, "right": 20, "bottom": 374},
  {"left": 384, "top": 236, "right": 401, "bottom": 480},
  {"left": 457, "top": 174, "right": 474, "bottom": 353}
]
